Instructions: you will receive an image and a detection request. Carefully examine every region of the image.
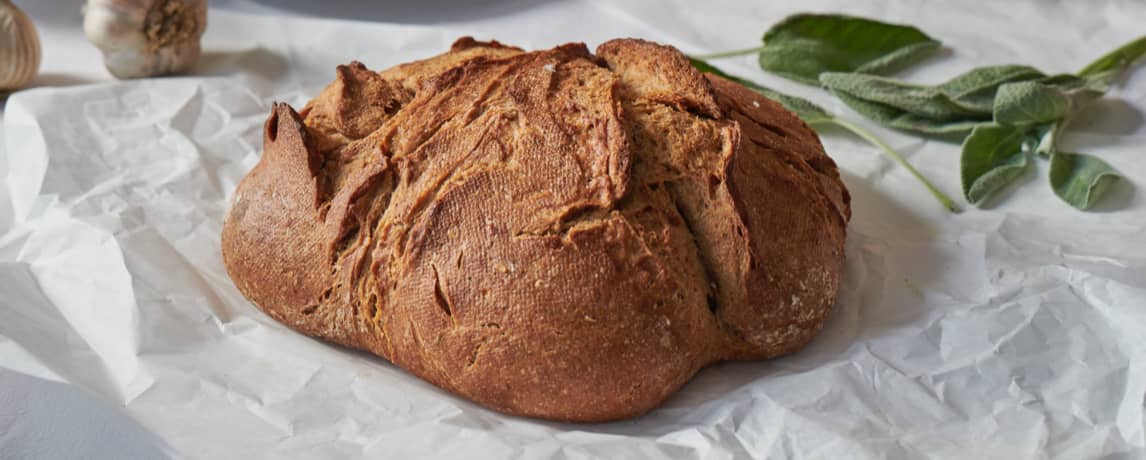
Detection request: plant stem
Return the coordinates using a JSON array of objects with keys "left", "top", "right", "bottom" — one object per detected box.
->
[
  {"left": 1036, "top": 120, "right": 1064, "bottom": 156},
  {"left": 823, "top": 118, "right": 961, "bottom": 213},
  {"left": 1079, "top": 35, "right": 1146, "bottom": 78},
  {"left": 690, "top": 45, "right": 768, "bottom": 60}
]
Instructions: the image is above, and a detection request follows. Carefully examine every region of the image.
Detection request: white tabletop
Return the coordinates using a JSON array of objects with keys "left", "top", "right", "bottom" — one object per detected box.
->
[{"left": 3, "top": 1, "right": 1145, "bottom": 459}]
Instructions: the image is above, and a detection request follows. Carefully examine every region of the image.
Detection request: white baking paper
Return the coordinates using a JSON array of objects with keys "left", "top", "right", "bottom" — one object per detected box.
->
[{"left": 3, "top": 2, "right": 1146, "bottom": 458}]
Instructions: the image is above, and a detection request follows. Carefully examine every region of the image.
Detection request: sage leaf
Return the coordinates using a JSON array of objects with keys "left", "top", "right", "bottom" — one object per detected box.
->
[
  {"left": 1028, "top": 76, "right": 1110, "bottom": 156},
  {"left": 819, "top": 66, "right": 1056, "bottom": 135},
  {"left": 994, "top": 77, "right": 1107, "bottom": 126},
  {"left": 820, "top": 72, "right": 982, "bottom": 120},
  {"left": 689, "top": 58, "right": 832, "bottom": 122},
  {"left": 829, "top": 90, "right": 984, "bottom": 134},
  {"left": 758, "top": 14, "right": 941, "bottom": 84},
  {"left": 993, "top": 81, "right": 1071, "bottom": 125},
  {"left": 1047, "top": 152, "right": 1121, "bottom": 210},
  {"left": 1039, "top": 73, "right": 1110, "bottom": 93},
  {"left": 937, "top": 65, "right": 1047, "bottom": 112},
  {"left": 1078, "top": 35, "right": 1146, "bottom": 85},
  {"left": 961, "top": 124, "right": 1030, "bottom": 206}
]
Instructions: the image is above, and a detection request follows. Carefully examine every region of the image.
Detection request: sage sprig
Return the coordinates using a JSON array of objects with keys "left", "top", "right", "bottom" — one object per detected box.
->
[
  {"left": 819, "top": 65, "right": 1048, "bottom": 135},
  {"left": 697, "top": 12, "right": 1144, "bottom": 211},
  {"left": 815, "top": 35, "right": 1142, "bottom": 209},
  {"left": 690, "top": 58, "right": 960, "bottom": 213},
  {"left": 959, "top": 36, "right": 1144, "bottom": 210}
]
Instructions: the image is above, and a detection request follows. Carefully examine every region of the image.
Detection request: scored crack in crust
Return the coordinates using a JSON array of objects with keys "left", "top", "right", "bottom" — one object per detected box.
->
[{"left": 221, "top": 37, "right": 851, "bottom": 422}]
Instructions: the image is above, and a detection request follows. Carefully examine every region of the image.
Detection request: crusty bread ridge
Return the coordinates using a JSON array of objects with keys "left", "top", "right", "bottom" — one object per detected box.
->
[{"left": 221, "top": 37, "right": 850, "bottom": 422}]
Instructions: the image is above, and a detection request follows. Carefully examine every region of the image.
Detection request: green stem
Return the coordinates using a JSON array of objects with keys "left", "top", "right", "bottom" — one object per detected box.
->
[
  {"left": 1078, "top": 35, "right": 1146, "bottom": 78},
  {"left": 690, "top": 45, "right": 768, "bottom": 60},
  {"left": 1036, "top": 120, "right": 1066, "bottom": 157},
  {"left": 823, "top": 118, "right": 961, "bottom": 213}
]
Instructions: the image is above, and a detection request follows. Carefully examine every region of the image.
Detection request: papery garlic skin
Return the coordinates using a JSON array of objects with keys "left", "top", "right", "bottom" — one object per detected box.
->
[
  {"left": 0, "top": 0, "right": 41, "bottom": 90},
  {"left": 83, "top": 0, "right": 207, "bottom": 79}
]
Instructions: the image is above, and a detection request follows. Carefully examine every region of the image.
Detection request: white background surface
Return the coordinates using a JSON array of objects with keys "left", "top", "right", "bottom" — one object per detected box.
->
[{"left": 2, "top": 1, "right": 1145, "bottom": 459}]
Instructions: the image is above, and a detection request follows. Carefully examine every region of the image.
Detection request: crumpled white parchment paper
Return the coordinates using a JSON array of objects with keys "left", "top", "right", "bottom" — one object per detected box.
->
[{"left": 2, "top": 2, "right": 1146, "bottom": 458}]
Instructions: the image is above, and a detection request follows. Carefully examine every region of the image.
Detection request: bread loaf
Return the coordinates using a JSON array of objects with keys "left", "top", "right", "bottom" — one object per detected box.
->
[{"left": 221, "top": 37, "right": 850, "bottom": 422}]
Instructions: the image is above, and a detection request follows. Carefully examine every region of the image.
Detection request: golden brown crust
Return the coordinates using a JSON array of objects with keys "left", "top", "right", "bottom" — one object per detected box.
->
[{"left": 221, "top": 37, "right": 850, "bottom": 422}]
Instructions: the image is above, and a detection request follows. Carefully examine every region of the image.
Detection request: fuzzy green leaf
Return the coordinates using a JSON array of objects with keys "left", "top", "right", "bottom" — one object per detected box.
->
[
  {"left": 1027, "top": 76, "right": 1111, "bottom": 155},
  {"left": 937, "top": 65, "right": 1047, "bottom": 112},
  {"left": 828, "top": 90, "right": 985, "bottom": 134},
  {"left": 993, "top": 82, "right": 1072, "bottom": 125},
  {"left": 820, "top": 72, "right": 981, "bottom": 120},
  {"left": 1048, "top": 152, "right": 1121, "bottom": 209},
  {"left": 961, "top": 124, "right": 1030, "bottom": 206},
  {"left": 994, "top": 77, "right": 1108, "bottom": 127},
  {"left": 758, "top": 14, "right": 941, "bottom": 84},
  {"left": 1039, "top": 73, "right": 1110, "bottom": 93},
  {"left": 818, "top": 65, "right": 1059, "bottom": 135}
]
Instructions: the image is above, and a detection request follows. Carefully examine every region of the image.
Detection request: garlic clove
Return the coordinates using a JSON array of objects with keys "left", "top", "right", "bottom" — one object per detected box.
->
[
  {"left": 83, "top": 0, "right": 207, "bottom": 79},
  {"left": 0, "top": 0, "right": 42, "bottom": 91}
]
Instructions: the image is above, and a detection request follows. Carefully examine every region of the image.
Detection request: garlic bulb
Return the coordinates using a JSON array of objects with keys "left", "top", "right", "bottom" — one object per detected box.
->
[
  {"left": 83, "top": 0, "right": 207, "bottom": 79},
  {"left": 0, "top": 0, "right": 41, "bottom": 90}
]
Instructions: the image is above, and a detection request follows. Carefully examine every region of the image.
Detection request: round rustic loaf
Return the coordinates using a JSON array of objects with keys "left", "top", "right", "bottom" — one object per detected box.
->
[{"left": 221, "top": 37, "right": 850, "bottom": 422}]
